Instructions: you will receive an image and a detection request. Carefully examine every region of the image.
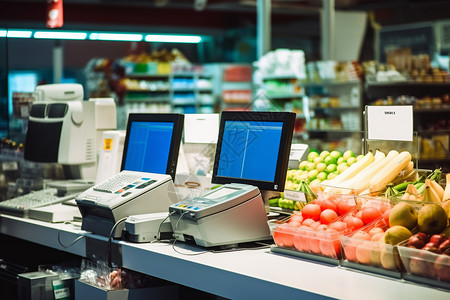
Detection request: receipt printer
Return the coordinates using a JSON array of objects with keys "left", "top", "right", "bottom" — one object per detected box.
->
[{"left": 169, "top": 183, "right": 271, "bottom": 248}]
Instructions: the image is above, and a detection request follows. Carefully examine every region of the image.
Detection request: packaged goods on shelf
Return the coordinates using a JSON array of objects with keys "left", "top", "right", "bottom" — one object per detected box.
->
[{"left": 257, "top": 49, "right": 306, "bottom": 79}]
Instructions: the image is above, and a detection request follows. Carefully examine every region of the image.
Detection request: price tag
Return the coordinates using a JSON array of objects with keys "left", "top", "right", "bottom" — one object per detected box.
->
[
  {"left": 367, "top": 105, "right": 413, "bottom": 141},
  {"left": 52, "top": 279, "right": 71, "bottom": 300},
  {"left": 284, "top": 190, "right": 306, "bottom": 203}
]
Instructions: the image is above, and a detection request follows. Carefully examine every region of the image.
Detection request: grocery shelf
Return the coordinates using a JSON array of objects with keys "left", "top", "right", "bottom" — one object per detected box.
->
[
  {"left": 311, "top": 106, "right": 360, "bottom": 110},
  {"left": 125, "top": 89, "right": 170, "bottom": 92},
  {"left": 266, "top": 94, "right": 304, "bottom": 100},
  {"left": 303, "top": 81, "right": 361, "bottom": 87},
  {"left": 124, "top": 97, "right": 171, "bottom": 102},
  {"left": 414, "top": 107, "right": 450, "bottom": 113},
  {"left": 126, "top": 73, "right": 170, "bottom": 78},
  {"left": 261, "top": 75, "right": 302, "bottom": 80},
  {"left": 365, "top": 81, "right": 450, "bottom": 87},
  {"left": 417, "top": 130, "right": 450, "bottom": 136},
  {"left": 306, "top": 129, "right": 361, "bottom": 133}
]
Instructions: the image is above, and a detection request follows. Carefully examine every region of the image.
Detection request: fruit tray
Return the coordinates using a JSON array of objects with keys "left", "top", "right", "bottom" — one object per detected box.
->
[
  {"left": 339, "top": 217, "right": 404, "bottom": 279},
  {"left": 397, "top": 241, "right": 450, "bottom": 290},
  {"left": 268, "top": 200, "right": 360, "bottom": 265}
]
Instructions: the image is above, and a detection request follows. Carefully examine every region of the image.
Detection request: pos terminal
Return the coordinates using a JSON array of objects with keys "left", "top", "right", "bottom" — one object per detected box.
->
[{"left": 169, "top": 111, "right": 295, "bottom": 247}]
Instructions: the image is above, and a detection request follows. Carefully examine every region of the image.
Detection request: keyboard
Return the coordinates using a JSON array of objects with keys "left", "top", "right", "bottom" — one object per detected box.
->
[
  {"left": 0, "top": 188, "right": 80, "bottom": 217},
  {"left": 93, "top": 173, "right": 142, "bottom": 193}
]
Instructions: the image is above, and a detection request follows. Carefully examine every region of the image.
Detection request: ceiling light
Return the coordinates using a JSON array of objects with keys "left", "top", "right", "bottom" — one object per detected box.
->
[
  {"left": 34, "top": 31, "right": 87, "bottom": 40},
  {"left": 89, "top": 33, "right": 143, "bottom": 42},
  {"left": 6, "top": 30, "right": 33, "bottom": 38},
  {"left": 145, "top": 34, "right": 202, "bottom": 43},
  {"left": 0, "top": 29, "right": 6, "bottom": 37}
]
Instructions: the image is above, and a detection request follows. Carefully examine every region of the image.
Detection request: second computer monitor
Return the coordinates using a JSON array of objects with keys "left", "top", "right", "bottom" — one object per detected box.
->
[
  {"left": 120, "top": 113, "right": 184, "bottom": 181},
  {"left": 212, "top": 111, "right": 296, "bottom": 191}
]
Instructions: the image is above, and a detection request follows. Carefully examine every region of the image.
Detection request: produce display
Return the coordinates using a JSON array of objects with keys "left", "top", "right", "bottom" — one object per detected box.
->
[
  {"left": 273, "top": 149, "right": 361, "bottom": 210},
  {"left": 270, "top": 146, "right": 450, "bottom": 288},
  {"left": 269, "top": 194, "right": 387, "bottom": 259}
]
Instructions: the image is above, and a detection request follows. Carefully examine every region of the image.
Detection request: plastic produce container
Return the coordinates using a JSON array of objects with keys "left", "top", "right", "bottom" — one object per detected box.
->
[
  {"left": 339, "top": 217, "right": 404, "bottom": 278},
  {"left": 397, "top": 241, "right": 450, "bottom": 289},
  {"left": 269, "top": 194, "right": 359, "bottom": 264}
]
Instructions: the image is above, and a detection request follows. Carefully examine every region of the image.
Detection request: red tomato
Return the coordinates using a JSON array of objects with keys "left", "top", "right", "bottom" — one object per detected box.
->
[
  {"left": 337, "top": 200, "right": 354, "bottom": 216},
  {"left": 383, "top": 208, "right": 391, "bottom": 227},
  {"left": 352, "top": 231, "right": 371, "bottom": 241},
  {"left": 343, "top": 240, "right": 357, "bottom": 261},
  {"left": 298, "top": 226, "right": 312, "bottom": 252},
  {"left": 308, "top": 231, "right": 321, "bottom": 254},
  {"left": 329, "top": 221, "right": 347, "bottom": 232},
  {"left": 319, "top": 238, "right": 341, "bottom": 258},
  {"left": 352, "top": 217, "right": 364, "bottom": 230},
  {"left": 320, "top": 199, "right": 338, "bottom": 213},
  {"left": 275, "top": 224, "right": 295, "bottom": 248},
  {"left": 310, "top": 221, "right": 321, "bottom": 231},
  {"left": 361, "top": 207, "right": 382, "bottom": 225},
  {"left": 290, "top": 214, "right": 303, "bottom": 224},
  {"left": 320, "top": 209, "right": 339, "bottom": 225},
  {"left": 302, "top": 203, "right": 321, "bottom": 221},
  {"left": 302, "top": 218, "right": 316, "bottom": 227}
]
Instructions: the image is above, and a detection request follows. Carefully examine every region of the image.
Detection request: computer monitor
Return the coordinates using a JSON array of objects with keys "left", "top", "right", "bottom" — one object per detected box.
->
[
  {"left": 120, "top": 113, "right": 184, "bottom": 181},
  {"left": 212, "top": 111, "right": 296, "bottom": 191}
]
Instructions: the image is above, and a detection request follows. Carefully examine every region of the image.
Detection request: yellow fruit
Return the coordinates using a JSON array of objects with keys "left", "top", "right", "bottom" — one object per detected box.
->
[
  {"left": 417, "top": 204, "right": 447, "bottom": 235},
  {"left": 389, "top": 201, "right": 417, "bottom": 230},
  {"left": 442, "top": 200, "right": 450, "bottom": 224},
  {"left": 384, "top": 225, "right": 412, "bottom": 245},
  {"left": 380, "top": 246, "right": 397, "bottom": 271}
]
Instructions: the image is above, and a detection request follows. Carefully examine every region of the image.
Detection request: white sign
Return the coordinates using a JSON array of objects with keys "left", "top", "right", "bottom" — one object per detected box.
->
[
  {"left": 284, "top": 190, "right": 306, "bottom": 203},
  {"left": 184, "top": 114, "right": 219, "bottom": 144},
  {"left": 367, "top": 105, "right": 413, "bottom": 141}
]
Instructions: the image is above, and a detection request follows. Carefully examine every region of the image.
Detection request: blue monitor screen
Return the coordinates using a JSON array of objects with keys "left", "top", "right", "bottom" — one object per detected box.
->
[
  {"left": 216, "top": 120, "right": 283, "bottom": 182},
  {"left": 123, "top": 121, "right": 174, "bottom": 174}
]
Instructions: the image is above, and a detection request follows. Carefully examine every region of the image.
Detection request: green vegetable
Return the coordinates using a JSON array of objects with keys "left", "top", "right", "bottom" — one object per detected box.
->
[{"left": 393, "top": 181, "right": 411, "bottom": 192}]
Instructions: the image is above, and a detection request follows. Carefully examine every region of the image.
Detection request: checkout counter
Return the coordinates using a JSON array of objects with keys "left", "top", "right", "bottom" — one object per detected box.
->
[
  {"left": 1, "top": 214, "right": 449, "bottom": 299},
  {"left": 2, "top": 110, "right": 449, "bottom": 299}
]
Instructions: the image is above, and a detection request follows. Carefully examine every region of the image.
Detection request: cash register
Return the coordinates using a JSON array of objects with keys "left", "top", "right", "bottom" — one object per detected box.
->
[
  {"left": 76, "top": 113, "right": 184, "bottom": 237},
  {"left": 169, "top": 111, "right": 295, "bottom": 248}
]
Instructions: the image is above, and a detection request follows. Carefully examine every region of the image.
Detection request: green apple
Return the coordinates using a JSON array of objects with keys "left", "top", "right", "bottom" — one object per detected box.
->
[
  {"left": 325, "top": 163, "right": 337, "bottom": 173},
  {"left": 319, "top": 150, "right": 330, "bottom": 158},
  {"left": 316, "top": 162, "right": 327, "bottom": 172},
  {"left": 343, "top": 150, "right": 355, "bottom": 160},
  {"left": 308, "top": 169, "right": 319, "bottom": 181},
  {"left": 307, "top": 151, "right": 319, "bottom": 163},
  {"left": 299, "top": 173, "right": 309, "bottom": 181},
  {"left": 330, "top": 150, "right": 342, "bottom": 159},
  {"left": 324, "top": 155, "right": 337, "bottom": 165},
  {"left": 327, "top": 172, "right": 338, "bottom": 180},
  {"left": 317, "top": 171, "right": 328, "bottom": 181},
  {"left": 306, "top": 162, "right": 316, "bottom": 172},
  {"left": 356, "top": 154, "right": 364, "bottom": 162},
  {"left": 337, "top": 157, "right": 346, "bottom": 165},
  {"left": 311, "top": 178, "right": 322, "bottom": 186},
  {"left": 346, "top": 156, "right": 357, "bottom": 165},
  {"left": 299, "top": 160, "right": 309, "bottom": 170},
  {"left": 314, "top": 156, "right": 324, "bottom": 165},
  {"left": 337, "top": 162, "right": 349, "bottom": 174}
]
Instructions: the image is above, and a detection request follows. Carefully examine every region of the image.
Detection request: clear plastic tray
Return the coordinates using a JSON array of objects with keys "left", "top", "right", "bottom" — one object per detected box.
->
[
  {"left": 397, "top": 241, "right": 450, "bottom": 289},
  {"left": 339, "top": 217, "right": 404, "bottom": 277},
  {"left": 269, "top": 203, "right": 359, "bottom": 261}
]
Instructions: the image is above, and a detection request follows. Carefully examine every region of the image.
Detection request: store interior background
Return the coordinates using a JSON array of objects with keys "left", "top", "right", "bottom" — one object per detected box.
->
[{"left": 2, "top": 0, "right": 450, "bottom": 165}]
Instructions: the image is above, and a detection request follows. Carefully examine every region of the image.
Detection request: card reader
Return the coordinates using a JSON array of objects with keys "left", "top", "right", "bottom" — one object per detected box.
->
[
  {"left": 122, "top": 212, "right": 173, "bottom": 243},
  {"left": 169, "top": 183, "right": 271, "bottom": 248}
]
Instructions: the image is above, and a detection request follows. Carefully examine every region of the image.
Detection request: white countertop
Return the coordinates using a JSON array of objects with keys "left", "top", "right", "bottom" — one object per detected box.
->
[{"left": 1, "top": 213, "right": 449, "bottom": 300}]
